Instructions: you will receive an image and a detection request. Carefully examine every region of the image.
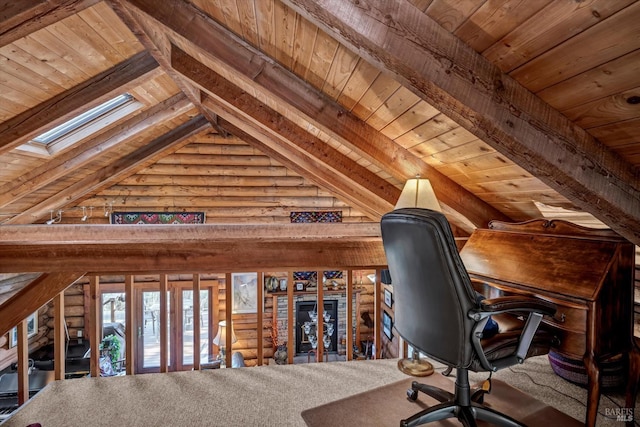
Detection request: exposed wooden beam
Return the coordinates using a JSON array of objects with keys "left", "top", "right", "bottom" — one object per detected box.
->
[
  {"left": 0, "top": 226, "right": 385, "bottom": 274},
  {"left": 5, "top": 115, "right": 210, "bottom": 224},
  {"left": 0, "top": 0, "right": 100, "bottom": 47},
  {"left": 0, "top": 50, "right": 161, "bottom": 155},
  {"left": 0, "top": 94, "right": 192, "bottom": 209},
  {"left": 0, "top": 222, "right": 381, "bottom": 244},
  {"left": 171, "top": 46, "right": 397, "bottom": 219},
  {"left": 282, "top": 0, "right": 640, "bottom": 245},
  {"left": 121, "top": 0, "right": 510, "bottom": 228},
  {"left": 106, "top": 0, "right": 220, "bottom": 125},
  {"left": 0, "top": 272, "right": 85, "bottom": 337}
]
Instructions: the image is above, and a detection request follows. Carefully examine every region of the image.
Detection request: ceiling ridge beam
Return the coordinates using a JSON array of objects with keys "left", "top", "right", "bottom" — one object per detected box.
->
[
  {"left": 0, "top": 93, "right": 191, "bottom": 209},
  {"left": 0, "top": 50, "right": 161, "bottom": 155},
  {"left": 5, "top": 116, "right": 210, "bottom": 224},
  {"left": 120, "top": 0, "right": 507, "bottom": 228},
  {"left": 282, "top": 0, "right": 640, "bottom": 245},
  {"left": 106, "top": 0, "right": 221, "bottom": 127}
]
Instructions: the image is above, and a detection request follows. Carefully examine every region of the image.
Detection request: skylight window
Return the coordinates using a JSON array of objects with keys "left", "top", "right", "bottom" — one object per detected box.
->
[
  {"left": 33, "top": 94, "right": 133, "bottom": 144},
  {"left": 18, "top": 93, "right": 141, "bottom": 157}
]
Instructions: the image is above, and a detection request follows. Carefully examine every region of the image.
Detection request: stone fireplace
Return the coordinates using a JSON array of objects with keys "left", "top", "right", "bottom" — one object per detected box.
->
[
  {"left": 295, "top": 300, "right": 338, "bottom": 354},
  {"left": 273, "top": 294, "right": 350, "bottom": 356}
]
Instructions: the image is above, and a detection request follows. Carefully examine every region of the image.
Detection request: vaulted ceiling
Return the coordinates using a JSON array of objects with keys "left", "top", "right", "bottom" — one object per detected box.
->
[{"left": 1, "top": 0, "right": 639, "bottom": 306}]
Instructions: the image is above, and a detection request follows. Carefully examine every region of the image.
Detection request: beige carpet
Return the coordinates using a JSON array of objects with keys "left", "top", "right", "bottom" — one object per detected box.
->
[{"left": 1, "top": 357, "right": 638, "bottom": 426}]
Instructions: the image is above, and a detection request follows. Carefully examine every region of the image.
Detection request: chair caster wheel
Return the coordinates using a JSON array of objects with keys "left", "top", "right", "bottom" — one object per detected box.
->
[{"left": 407, "top": 388, "right": 418, "bottom": 401}]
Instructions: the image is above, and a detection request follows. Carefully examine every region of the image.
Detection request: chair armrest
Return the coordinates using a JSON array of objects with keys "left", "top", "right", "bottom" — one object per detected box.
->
[
  {"left": 470, "top": 296, "right": 556, "bottom": 372},
  {"left": 479, "top": 296, "right": 556, "bottom": 317}
]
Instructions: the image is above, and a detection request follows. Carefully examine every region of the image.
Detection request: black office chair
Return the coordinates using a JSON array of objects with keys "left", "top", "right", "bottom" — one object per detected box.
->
[{"left": 381, "top": 208, "right": 557, "bottom": 427}]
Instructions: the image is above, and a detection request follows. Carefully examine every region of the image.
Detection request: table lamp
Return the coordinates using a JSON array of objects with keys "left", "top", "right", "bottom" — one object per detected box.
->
[
  {"left": 395, "top": 175, "right": 440, "bottom": 377},
  {"left": 212, "top": 320, "right": 237, "bottom": 367}
]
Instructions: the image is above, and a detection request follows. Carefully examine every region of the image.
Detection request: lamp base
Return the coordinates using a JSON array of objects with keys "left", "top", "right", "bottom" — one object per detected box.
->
[{"left": 397, "top": 357, "right": 434, "bottom": 377}]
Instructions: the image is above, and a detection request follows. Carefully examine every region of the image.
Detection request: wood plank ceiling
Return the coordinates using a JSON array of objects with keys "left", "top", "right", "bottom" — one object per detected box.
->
[{"left": 0, "top": 1, "right": 639, "bottom": 285}]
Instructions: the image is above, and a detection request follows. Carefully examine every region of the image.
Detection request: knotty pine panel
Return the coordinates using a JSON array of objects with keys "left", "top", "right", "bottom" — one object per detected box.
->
[
  {"left": 482, "top": 0, "right": 634, "bottom": 73},
  {"left": 322, "top": 45, "right": 359, "bottom": 101},
  {"left": 337, "top": 59, "right": 380, "bottom": 112},
  {"left": 305, "top": 25, "right": 339, "bottom": 91},
  {"left": 538, "top": 49, "right": 640, "bottom": 112},
  {"left": 510, "top": 1, "right": 640, "bottom": 93},
  {"left": 290, "top": 9, "right": 317, "bottom": 79},
  {"left": 425, "top": 0, "right": 484, "bottom": 32},
  {"left": 454, "top": 0, "right": 551, "bottom": 53},
  {"left": 217, "top": 0, "right": 244, "bottom": 38},
  {"left": 366, "top": 86, "right": 419, "bottom": 132},
  {"left": 394, "top": 114, "right": 460, "bottom": 150},
  {"left": 76, "top": 3, "right": 144, "bottom": 58}
]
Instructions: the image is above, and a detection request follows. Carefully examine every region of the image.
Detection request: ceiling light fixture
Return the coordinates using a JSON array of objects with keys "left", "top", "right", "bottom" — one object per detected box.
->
[
  {"left": 46, "top": 210, "right": 63, "bottom": 225},
  {"left": 81, "top": 206, "right": 93, "bottom": 222}
]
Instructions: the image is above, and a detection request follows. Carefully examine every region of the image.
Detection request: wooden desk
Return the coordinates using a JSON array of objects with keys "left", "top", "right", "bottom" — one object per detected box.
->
[{"left": 459, "top": 219, "right": 638, "bottom": 427}]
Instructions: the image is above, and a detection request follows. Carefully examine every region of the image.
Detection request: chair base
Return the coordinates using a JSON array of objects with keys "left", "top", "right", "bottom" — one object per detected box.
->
[{"left": 401, "top": 369, "right": 525, "bottom": 427}]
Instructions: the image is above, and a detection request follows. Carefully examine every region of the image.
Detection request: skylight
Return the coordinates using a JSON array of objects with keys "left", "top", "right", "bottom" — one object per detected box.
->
[
  {"left": 33, "top": 94, "right": 134, "bottom": 144},
  {"left": 18, "top": 93, "right": 141, "bottom": 157}
]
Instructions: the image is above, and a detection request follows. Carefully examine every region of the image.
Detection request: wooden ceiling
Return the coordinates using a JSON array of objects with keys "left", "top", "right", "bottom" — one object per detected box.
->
[{"left": 0, "top": 1, "right": 639, "bottom": 277}]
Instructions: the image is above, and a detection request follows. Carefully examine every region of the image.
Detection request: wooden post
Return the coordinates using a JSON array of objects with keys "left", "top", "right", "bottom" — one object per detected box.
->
[
  {"left": 89, "top": 276, "right": 100, "bottom": 378},
  {"left": 355, "top": 271, "right": 362, "bottom": 353},
  {"left": 173, "top": 286, "right": 182, "bottom": 371},
  {"left": 159, "top": 274, "right": 168, "bottom": 373},
  {"left": 346, "top": 270, "right": 353, "bottom": 361},
  {"left": 193, "top": 274, "right": 201, "bottom": 370},
  {"left": 256, "top": 271, "right": 263, "bottom": 366},
  {"left": 374, "top": 269, "right": 382, "bottom": 359},
  {"left": 225, "top": 273, "right": 232, "bottom": 368},
  {"left": 53, "top": 292, "right": 66, "bottom": 380},
  {"left": 16, "top": 319, "right": 28, "bottom": 405},
  {"left": 125, "top": 275, "right": 135, "bottom": 375},
  {"left": 316, "top": 270, "right": 324, "bottom": 362},
  {"left": 210, "top": 280, "right": 218, "bottom": 360},
  {"left": 287, "top": 270, "right": 294, "bottom": 364}
]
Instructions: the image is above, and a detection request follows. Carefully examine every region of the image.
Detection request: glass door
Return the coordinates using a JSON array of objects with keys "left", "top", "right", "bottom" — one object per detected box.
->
[
  {"left": 136, "top": 286, "right": 210, "bottom": 373},
  {"left": 138, "top": 290, "right": 162, "bottom": 372},
  {"left": 181, "top": 289, "right": 211, "bottom": 367}
]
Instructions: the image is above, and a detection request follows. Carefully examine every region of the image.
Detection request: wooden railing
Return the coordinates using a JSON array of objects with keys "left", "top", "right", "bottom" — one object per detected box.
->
[{"left": 5, "top": 266, "right": 391, "bottom": 391}]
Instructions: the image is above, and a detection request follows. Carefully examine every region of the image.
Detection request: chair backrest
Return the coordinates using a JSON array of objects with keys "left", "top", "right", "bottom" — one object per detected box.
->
[{"left": 381, "top": 208, "right": 479, "bottom": 367}]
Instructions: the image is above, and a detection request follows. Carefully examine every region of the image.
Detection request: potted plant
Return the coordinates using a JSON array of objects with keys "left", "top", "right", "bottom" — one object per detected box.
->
[{"left": 99, "top": 334, "right": 122, "bottom": 370}]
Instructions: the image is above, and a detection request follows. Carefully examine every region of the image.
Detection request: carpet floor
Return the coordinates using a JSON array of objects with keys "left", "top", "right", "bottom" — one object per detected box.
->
[{"left": 1, "top": 356, "right": 638, "bottom": 426}]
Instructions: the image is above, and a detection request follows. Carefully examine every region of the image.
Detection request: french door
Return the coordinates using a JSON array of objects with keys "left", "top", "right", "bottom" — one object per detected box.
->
[{"left": 136, "top": 287, "right": 211, "bottom": 373}]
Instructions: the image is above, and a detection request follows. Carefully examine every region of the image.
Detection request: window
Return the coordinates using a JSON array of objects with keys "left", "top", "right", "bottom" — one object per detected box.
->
[{"left": 18, "top": 94, "right": 141, "bottom": 156}]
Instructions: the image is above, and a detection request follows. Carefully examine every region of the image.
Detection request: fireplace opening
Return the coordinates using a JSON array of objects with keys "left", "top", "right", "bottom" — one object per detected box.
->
[{"left": 296, "top": 300, "right": 338, "bottom": 354}]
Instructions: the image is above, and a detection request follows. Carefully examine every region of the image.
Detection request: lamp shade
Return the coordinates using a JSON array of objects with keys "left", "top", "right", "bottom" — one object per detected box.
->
[
  {"left": 394, "top": 178, "right": 441, "bottom": 212},
  {"left": 212, "top": 320, "right": 237, "bottom": 346}
]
